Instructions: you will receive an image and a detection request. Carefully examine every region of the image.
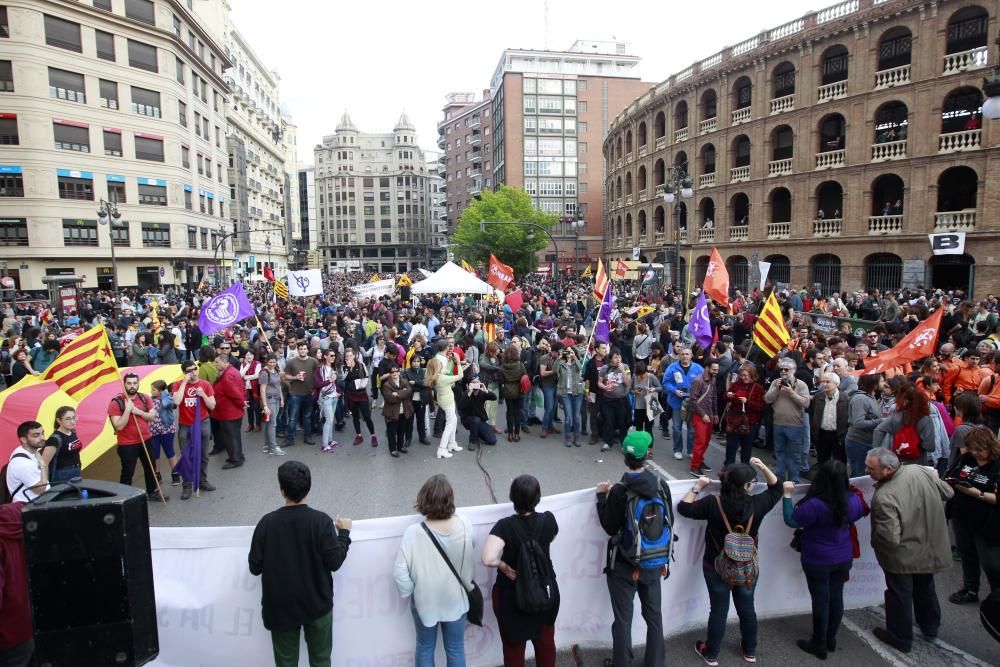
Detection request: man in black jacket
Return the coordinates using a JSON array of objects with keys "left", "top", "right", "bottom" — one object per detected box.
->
[
  {"left": 457, "top": 370, "right": 497, "bottom": 451},
  {"left": 249, "top": 461, "right": 352, "bottom": 667},
  {"left": 595, "top": 430, "right": 665, "bottom": 667}
]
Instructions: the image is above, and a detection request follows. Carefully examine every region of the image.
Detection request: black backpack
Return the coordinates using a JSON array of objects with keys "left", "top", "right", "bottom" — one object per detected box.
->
[
  {"left": 112, "top": 393, "right": 152, "bottom": 414},
  {"left": 1, "top": 452, "right": 32, "bottom": 504},
  {"left": 512, "top": 513, "right": 559, "bottom": 615}
]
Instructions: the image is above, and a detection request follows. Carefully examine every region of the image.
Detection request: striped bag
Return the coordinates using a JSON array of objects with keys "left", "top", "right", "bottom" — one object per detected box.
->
[{"left": 712, "top": 495, "right": 759, "bottom": 589}]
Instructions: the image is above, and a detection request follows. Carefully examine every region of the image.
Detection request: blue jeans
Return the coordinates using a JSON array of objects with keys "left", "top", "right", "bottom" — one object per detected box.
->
[
  {"left": 703, "top": 566, "right": 758, "bottom": 659},
  {"left": 541, "top": 385, "right": 557, "bottom": 429},
  {"left": 412, "top": 606, "right": 465, "bottom": 667},
  {"left": 320, "top": 394, "right": 339, "bottom": 446},
  {"left": 773, "top": 424, "right": 803, "bottom": 482},
  {"left": 800, "top": 412, "right": 812, "bottom": 472},
  {"left": 559, "top": 394, "right": 583, "bottom": 439},
  {"left": 671, "top": 405, "right": 693, "bottom": 454},
  {"left": 846, "top": 439, "right": 869, "bottom": 478},
  {"left": 286, "top": 393, "right": 315, "bottom": 444},
  {"left": 521, "top": 387, "right": 537, "bottom": 426}
]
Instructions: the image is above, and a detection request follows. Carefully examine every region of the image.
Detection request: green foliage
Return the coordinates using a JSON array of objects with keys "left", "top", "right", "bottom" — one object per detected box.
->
[{"left": 451, "top": 186, "right": 557, "bottom": 277}]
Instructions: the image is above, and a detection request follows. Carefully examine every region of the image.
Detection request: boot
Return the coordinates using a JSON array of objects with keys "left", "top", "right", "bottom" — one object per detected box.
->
[
  {"left": 447, "top": 441, "right": 463, "bottom": 452},
  {"left": 436, "top": 447, "right": 453, "bottom": 459}
]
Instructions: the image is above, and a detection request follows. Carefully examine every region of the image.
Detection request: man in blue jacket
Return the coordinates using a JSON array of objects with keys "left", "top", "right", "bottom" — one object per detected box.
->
[{"left": 660, "top": 346, "right": 704, "bottom": 460}]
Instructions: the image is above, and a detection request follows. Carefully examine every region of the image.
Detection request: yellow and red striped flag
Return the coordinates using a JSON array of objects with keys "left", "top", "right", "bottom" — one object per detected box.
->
[
  {"left": 273, "top": 279, "right": 288, "bottom": 300},
  {"left": 752, "top": 292, "right": 791, "bottom": 358},
  {"left": 41, "top": 324, "right": 120, "bottom": 400},
  {"left": 581, "top": 265, "right": 592, "bottom": 277},
  {"left": 461, "top": 259, "right": 477, "bottom": 274},
  {"left": 593, "top": 259, "right": 609, "bottom": 300}
]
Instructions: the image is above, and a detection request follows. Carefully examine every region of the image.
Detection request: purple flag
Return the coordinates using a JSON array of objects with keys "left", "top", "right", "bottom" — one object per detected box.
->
[
  {"left": 689, "top": 291, "right": 713, "bottom": 351},
  {"left": 197, "top": 282, "right": 256, "bottom": 335},
  {"left": 593, "top": 285, "right": 615, "bottom": 344},
  {"left": 173, "top": 401, "right": 201, "bottom": 491}
]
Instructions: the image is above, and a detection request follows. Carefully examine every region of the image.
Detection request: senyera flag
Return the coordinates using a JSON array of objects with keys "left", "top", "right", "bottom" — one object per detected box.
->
[
  {"left": 593, "top": 259, "right": 610, "bottom": 300},
  {"left": 41, "top": 323, "right": 119, "bottom": 401},
  {"left": 703, "top": 247, "right": 730, "bottom": 308},
  {"left": 197, "top": 282, "right": 256, "bottom": 335},
  {"left": 488, "top": 254, "right": 514, "bottom": 292},
  {"left": 860, "top": 307, "right": 943, "bottom": 376}
]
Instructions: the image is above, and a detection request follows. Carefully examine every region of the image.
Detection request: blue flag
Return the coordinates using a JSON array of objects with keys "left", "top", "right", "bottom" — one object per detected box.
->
[
  {"left": 174, "top": 402, "right": 201, "bottom": 491},
  {"left": 197, "top": 282, "right": 256, "bottom": 335},
  {"left": 593, "top": 285, "right": 615, "bottom": 344},
  {"left": 689, "top": 291, "right": 713, "bottom": 351}
]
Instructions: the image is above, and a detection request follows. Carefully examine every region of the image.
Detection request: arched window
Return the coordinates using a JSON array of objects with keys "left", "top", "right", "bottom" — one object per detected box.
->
[
  {"left": 616, "top": 215, "right": 623, "bottom": 242},
  {"left": 615, "top": 137, "right": 622, "bottom": 161},
  {"left": 821, "top": 45, "right": 849, "bottom": 85},
  {"left": 637, "top": 165, "right": 647, "bottom": 192},
  {"left": 694, "top": 255, "right": 710, "bottom": 286},
  {"left": 810, "top": 254, "right": 842, "bottom": 294},
  {"left": 674, "top": 100, "right": 689, "bottom": 130},
  {"left": 937, "top": 166, "right": 978, "bottom": 211},
  {"left": 769, "top": 188, "right": 792, "bottom": 223},
  {"left": 615, "top": 176, "right": 622, "bottom": 200},
  {"left": 871, "top": 174, "right": 904, "bottom": 216},
  {"left": 864, "top": 253, "right": 902, "bottom": 292},
  {"left": 625, "top": 213, "right": 633, "bottom": 241},
  {"left": 674, "top": 150, "right": 688, "bottom": 171},
  {"left": 818, "top": 114, "right": 846, "bottom": 152},
  {"left": 638, "top": 210, "right": 648, "bottom": 239},
  {"left": 625, "top": 171, "right": 633, "bottom": 196},
  {"left": 946, "top": 6, "right": 989, "bottom": 55},
  {"left": 731, "top": 193, "right": 750, "bottom": 225},
  {"left": 677, "top": 202, "right": 688, "bottom": 230},
  {"left": 877, "top": 27, "right": 912, "bottom": 70},
  {"left": 654, "top": 111, "right": 666, "bottom": 140},
  {"left": 701, "top": 144, "right": 716, "bottom": 174},
  {"left": 638, "top": 121, "right": 648, "bottom": 148},
  {"left": 625, "top": 130, "right": 633, "bottom": 156},
  {"left": 733, "top": 75, "right": 752, "bottom": 110},
  {"left": 941, "top": 87, "right": 983, "bottom": 134},
  {"left": 771, "top": 125, "right": 794, "bottom": 160},
  {"left": 874, "top": 101, "right": 908, "bottom": 143},
  {"left": 929, "top": 254, "right": 974, "bottom": 294},
  {"left": 765, "top": 254, "right": 791, "bottom": 284},
  {"left": 653, "top": 206, "right": 665, "bottom": 236},
  {"left": 699, "top": 197, "right": 715, "bottom": 226},
  {"left": 701, "top": 89, "right": 718, "bottom": 121},
  {"left": 727, "top": 256, "right": 749, "bottom": 294},
  {"left": 733, "top": 135, "right": 751, "bottom": 167},
  {"left": 653, "top": 159, "right": 665, "bottom": 187},
  {"left": 816, "top": 181, "right": 843, "bottom": 219},
  {"left": 772, "top": 62, "right": 796, "bottom": 98}
]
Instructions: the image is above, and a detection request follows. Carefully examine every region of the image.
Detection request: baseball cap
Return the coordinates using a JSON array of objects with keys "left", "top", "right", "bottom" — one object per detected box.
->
[{"left": 622, "top": 430, "right": 652, "bottom": 458}]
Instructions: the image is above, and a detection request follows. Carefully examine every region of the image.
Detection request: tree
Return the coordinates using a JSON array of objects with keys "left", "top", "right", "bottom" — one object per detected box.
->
[{"left": 450, "top": 186, "right": 556, "bottom": 278}]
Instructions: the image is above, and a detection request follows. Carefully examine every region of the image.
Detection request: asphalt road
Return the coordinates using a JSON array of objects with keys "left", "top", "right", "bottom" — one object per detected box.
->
[{"left": 86, "top": 416, "right": 997, "bottom": 665}]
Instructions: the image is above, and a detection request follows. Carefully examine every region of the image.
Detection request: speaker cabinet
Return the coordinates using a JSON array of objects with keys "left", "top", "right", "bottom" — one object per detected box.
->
[{"left": 22, "top": 480, "right": 158, "bottom": 666}]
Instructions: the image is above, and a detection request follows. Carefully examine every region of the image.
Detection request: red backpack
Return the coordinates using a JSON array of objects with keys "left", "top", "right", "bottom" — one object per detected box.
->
[{"left": 892, "top": 423, "right": 921, "bottom": 461}]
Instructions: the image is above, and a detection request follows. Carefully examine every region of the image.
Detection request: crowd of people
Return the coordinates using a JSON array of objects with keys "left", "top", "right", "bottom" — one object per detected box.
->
[{"left": 2, "top": 272, "right": 999, "bottom": 666}]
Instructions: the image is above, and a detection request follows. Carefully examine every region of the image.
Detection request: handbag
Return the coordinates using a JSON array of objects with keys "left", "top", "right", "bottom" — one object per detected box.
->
[
  {"left": 725, "top": 407, "right": 750, "bottom": 436},
  {"left": 645, "top": 391, "right": 664, "bottom": 420},
  {"left": 421, "top": 523, "right": 484, "bottom": 626}
]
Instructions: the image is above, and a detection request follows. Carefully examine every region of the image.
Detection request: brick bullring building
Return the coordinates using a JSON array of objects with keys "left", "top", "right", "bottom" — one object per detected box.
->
[{"left": 602, "top": 0, "right": 999, "bottom": 297}]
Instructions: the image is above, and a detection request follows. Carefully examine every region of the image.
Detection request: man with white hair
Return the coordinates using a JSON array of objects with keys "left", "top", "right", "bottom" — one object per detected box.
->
[
  {"left": 809, "top": 372, "right": 849, "bottom": 465},
  {"left": 832, "top": 357, "right": 858, "bottom": 394},
  {"left": 764, "top": 357, "right": 811, "bottom": 482}
]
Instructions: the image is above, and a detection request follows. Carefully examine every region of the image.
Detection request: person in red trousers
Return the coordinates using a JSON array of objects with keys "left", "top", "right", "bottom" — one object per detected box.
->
[{"left": 689, "top": 361, "right": 719, "bottom": 477}]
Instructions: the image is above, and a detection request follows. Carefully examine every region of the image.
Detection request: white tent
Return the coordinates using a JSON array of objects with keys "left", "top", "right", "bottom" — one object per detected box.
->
[{"left": 411, "top": 261, "right": 503, "bottom": 297}]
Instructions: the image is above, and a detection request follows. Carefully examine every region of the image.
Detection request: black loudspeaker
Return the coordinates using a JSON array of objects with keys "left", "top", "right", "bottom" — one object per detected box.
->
[{"left": 22, "top": 480, "right": 159, "bottom": 666}]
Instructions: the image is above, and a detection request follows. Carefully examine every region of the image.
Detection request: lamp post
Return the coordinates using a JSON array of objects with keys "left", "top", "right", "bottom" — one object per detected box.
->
[
  {"left": 96, "top": 193, "right": 122, "bottom": 307},
  {"left": 983, "top": 36, "right": 1000, "bottom": 119},
  {"left": 478, "top": 220, "right": 560, "bottom": 293},
  {"left": 563, "top": 213, "right": 586, "bottom": 277},
  {"left": 662, "top": 165, "right": 694, "bottom": 293}
]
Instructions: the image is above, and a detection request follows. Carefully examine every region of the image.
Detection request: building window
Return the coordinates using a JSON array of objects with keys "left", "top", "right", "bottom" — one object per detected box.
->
[
  {"left": 201, "top": 229, "right": 208, "bottom": 249},
  {"left": 53, "top": 122, "right": 89, "bottom": 152},
  {"left": 181, "top": 146, "right": 189, "bottom": 169},
  {"left": 95, "top": 29, "right": 115, "bottom": 61},
  {"left": 62, "top": 219, "right": 98, "bottom": 246},
  {"left": 93, "top": 0, "right": 112, "bottom": 9},
  {"left": 365, "top": 233, "right": 376, "bottom": 243},
  {"left": 381, "top": 233, "right": 391, "bottom": 243},
  {"left": 0, "top": 60, "right": 10, "bottom": 92},
  {"left": 131, "top": 86, "right": 160, "bottom": 117},
  {"left": 127, "top": 39, "right": 158, "bottom": 72},
  {"left": 184, "top": 189, "right": 192, "bottom": 209},
  {"left": 178, "top": 100, "right": 186, "bottom": 127},
  {"left": 58, "top": 176, "right": 94, "bottom": 200},
  {"left": 111, "top": 222, "right": 129, "bottom": 247},
  {"left": 99, "top": 78, "right": 118, "bottom": 109},
  {"left": 103, "top": 130, "right": 122, "bottom": 156},
  {"left": 0, "top": 218, "right": 27, "bottom": 245},
  {"left": 125, "top": 0, "right": 155, "bottom": 25},
  {"left": 187, "top": 225, "right": 197, "bottom": 248},
  {"left": 0, "top": 8, "right": 8, "bottom": 38},
  {"left": 48, "top": 67, "right": 85, "bottom": 103},
  {"left": 176, "top": 57, "right": 184, "bottom": 84},
  {"left": 141, "top": 223, "right": 170, "bottom": 247},
  {"left": 108, "top": 181, "right": 126, "bottom": 203},
  {"left": 0, "top": 116, "right": 17, "bottom": 145},
  {"left": 0, "top": 172, "right": 23, "bottom": 196},
  {"left": 134, "top": 136, "right": 164, "bottom": 161},
  {"left": 44, "top": 15, "right": 82, "bottom": 52},
  {"left": 138, "top": 183, "right": 167, "bottom": 205}
]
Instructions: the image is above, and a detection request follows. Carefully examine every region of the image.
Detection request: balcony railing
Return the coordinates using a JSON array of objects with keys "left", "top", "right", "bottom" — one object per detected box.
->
[
  {"left": 874, "top": 64, "right": 910, "bottom": 89},
  {"left": 730, "top": 166, "right": 750, "bottom": 183},
  {"left": 815, "top": 149, "right": 845, "bottom": 169},
  {"left": 942, "top": 46, "right": 989, "bottom": 76},
  {"left": 616, "top": 157, "right": 623, "bottom": 169},
  {"left": 638, "top": 145, "right": 648, "bottom": 157},
  {"left": 817, "top": 80, "right": 847, "bottom": 103},
  {"left": 655, "top": 136, "right": 666, "bottom": 151},
  {"left": 616, "top": 198, "right": 622, "bottom": 208},
  {"left": 767, "top": 222, "right": 791, "bottom": 239},
  {"left": 469, "top": 134, "right": 481, "bottom": 145},
  {"left": 625, "top": 152, "right": 633, "bottom": 163},
  {"left": 770, "top": 94, "right": 794, "bottom": 115},
  {"left": 677, "top": 229, "right": 688, "bottom": 242},
  {"left": 698, "top": 173, "right": 716, "bottom": 188},
  {"left": 934, "top": 209, "right": 976, "bottom": 231},
  {"left": 638, "top": 188, "right": 647, "bottom": 201},
  {"left": 729, "top": 226, "right": 748, "bottom": 242},
  {"left": 938, "top": 129, "right": 981, "bottom": 153},
  {"left": 655, "top": 232, "right": 666, "bottom": 244},
  {"left": 868, "top": 215, "right": 903, "bottom": 234},
  {"left": 674, "top": 127, "right": 689, "bottom": 143},
  {"left": 813, "top": 218, "right": 842, "bottom": 236},
  {"left": 625, "top": 194, "right": 633, "bottom": 206},
  {"left": 654, "top": 184, "right": 665, "bottom": 196},
  {"left": 698, "top": 117, "right": 717, "bottom": 135},
  {"left": 768, "top": 158, "right": 792, "bottom": 176},
  {"left": 871, "top": 140, "right": 907, "bottom": 162},
  {"left": 732, "top": 107, "right": 751, "bottom": 125},
  {"left": 697, "top": 228, "right": 715, "bottom": 243}
]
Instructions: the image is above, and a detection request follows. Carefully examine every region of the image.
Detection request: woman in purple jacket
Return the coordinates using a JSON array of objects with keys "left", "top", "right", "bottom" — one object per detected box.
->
[{"left": 782, "top": 459, "right": 867, "bottom": 660}]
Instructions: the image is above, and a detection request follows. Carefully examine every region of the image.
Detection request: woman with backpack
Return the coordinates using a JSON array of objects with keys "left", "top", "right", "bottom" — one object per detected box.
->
[
  {"left": 500, "top": 346, "right": 528, "bottom": 442},
  {"left": 42, "top": 406, "right": 83, "bottom": 483},
  {"left": 781, "top": 460, "right": 868, "bottom": 659},
  {"left": 873, "top": 382, "right": 935, "bottom": 466},
  {"left": 482, "top": 475, "right": 559, "bottom": 667},
  {"left": 677, "top": 457, "right": 782, "bottom": 666}
]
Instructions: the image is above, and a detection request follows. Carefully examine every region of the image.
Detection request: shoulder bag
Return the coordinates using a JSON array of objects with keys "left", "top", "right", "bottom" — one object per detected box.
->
[{"left": 421, "top": 522, "right": 484, "bottom": 626}]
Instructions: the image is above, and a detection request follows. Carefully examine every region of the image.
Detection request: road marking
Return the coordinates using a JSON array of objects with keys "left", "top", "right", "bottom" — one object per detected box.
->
[
  {"left": 645, "top": 459, "right": 677, "bottom": 481},
  {"left": 855, "top": 605, "right": 994, "bottom": 667},
  {"left": 843, "top": 606, "right": 993, "bottom": 667},
  {"left": 842, "top": 616, "right": 911, "bottom": 667}
]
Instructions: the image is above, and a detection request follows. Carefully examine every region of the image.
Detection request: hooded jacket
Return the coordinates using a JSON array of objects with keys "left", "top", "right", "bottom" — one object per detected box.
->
[
  {"left": 596, "top": 468, "right": 660, "bottom": 567},
  {"left": 0, "top": 502, "right": 32, "bottom": 651},
  {"left": 846, "top": 389, "right": 882, "bottom": 445}
]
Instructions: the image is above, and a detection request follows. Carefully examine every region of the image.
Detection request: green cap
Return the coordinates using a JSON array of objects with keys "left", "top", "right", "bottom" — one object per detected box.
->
[{"left": 622, "top": 430, "right": 652, "bottom": 458}]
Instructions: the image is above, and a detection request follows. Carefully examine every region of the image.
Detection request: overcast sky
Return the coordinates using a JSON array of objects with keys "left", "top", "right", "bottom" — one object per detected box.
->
[{"left": 229, "top": 0, "right": 811, "bottom": 164}]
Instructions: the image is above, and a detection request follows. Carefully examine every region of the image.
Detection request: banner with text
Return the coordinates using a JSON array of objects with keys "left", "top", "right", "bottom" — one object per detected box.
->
[
  {"left": 149, "top": 480, "right": 885, "bottom": 667},
  {"left": 349, "top": 278, "right": 395, "bottom": 299}
]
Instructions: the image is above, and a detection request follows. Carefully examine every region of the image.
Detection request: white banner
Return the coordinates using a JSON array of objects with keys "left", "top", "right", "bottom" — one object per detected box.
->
[
  {"left": 149, "top": 480, "right": 885, "bottom": 666},
  {"left": 928, "top": 232, "right": 966, "bottom": 256},
  {"left": 758, "top": 261, "right": 771, "bottom": 292},
  {"left": 349, "top": 279, "right": 395, "bottom": 299},
  {"left": 287, "top": 269, "right": 324, "bottom": 297}
]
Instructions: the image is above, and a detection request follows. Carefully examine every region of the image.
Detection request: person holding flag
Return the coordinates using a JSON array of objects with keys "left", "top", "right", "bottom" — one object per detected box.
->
[
  {"left": 172, "top": 360, "right": 217, "bottom": 500},
  {"left": 109, "top": 373, "right": 163, "bottom": 502}
]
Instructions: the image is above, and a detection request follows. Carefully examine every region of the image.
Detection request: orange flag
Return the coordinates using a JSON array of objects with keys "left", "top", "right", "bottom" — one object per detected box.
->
[
  {"left": 860, "top": 308, "right": 944, "bottom": 376},
  {"left": 703, "top": 247, "right": 730, "bottom": 307},
  {"left": 487, "top": 254, "right": 514, "bottom": 292},
  {"left": 615, "top": 259, "right": 628, "bottom": 278}
]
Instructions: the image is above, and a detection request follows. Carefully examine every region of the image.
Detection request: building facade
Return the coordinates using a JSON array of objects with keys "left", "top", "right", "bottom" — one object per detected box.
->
[
  {"left": 314, "top": 112, "right": 430, "bottom": 273},
  {"left": 295, "top": 165, "right": 317, "bottom": 268},
  {"left": 602, "top": 0, "right": 999, "bottom": 296},
  {"left": 0, "top": 0, "right": 232, "bottom": 291},
  {"left": 425, "top": 155, "right": 447, "bottom": 268}
]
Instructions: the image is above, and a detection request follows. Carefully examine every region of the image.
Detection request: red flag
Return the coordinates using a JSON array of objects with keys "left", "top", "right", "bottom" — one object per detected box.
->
[
  {"left": 263, "top": 266, "right": 275, "bottom": 282},
  {"left": 488, "top": 254, "right": 514, "bottom": 292},
  {"left": 505, "top": 289, "right": 524, "bottom": 312},
  {"left": 615, "top": 259, "right": 628, "bottom": 278},
  {"left": 703, "top": 247, "right": 730, "bottom": 307},
  {"left": 861, "top": 308, "right": 944, "bottom": 375}
]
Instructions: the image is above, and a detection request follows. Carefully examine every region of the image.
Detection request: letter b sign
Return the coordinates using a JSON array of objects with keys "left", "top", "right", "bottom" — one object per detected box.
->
[{"left": 928, "top": 232, "right": 965, "bottom": 256}]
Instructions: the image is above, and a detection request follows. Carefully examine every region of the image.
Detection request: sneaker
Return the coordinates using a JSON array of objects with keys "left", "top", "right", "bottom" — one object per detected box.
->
[
  {"left": 690, "top": 467, "right": 706, "bottom": 477},
  {"left": 146, "top": 491, "right": 169, "bottom": 503},
  {"left": 600, "top": 443, "right": 610, "bottom": 452},
  {"left": 674, "top": 451, "right": 683, "bottom": 460},
  {"left": 271, "top": 446, "right": 286, "bottom": 456},
  {"left": 741, "top": 643, "right": 757, "bottom": 663},
  {"left": 170, "top": 473, "right": 181, "bottom": 486},
  {"left": 353, "top": 434, "right": 363, "bottom": 446},
  {"left": 200, "top": 481, "right": 216, "bottom": 492},
  {"left": 180, "top": 486, "right": 192, "bottom": 501},
  {"left": 948, "top": 588, "right": 978, "bottom": 604},
  {"left": 702, "top": 463, "right": 713, "bottom": 472},
  {"left": 371, "top": 435, "right": 379, "bottom": 447},
  {"left": 695, "top": 641, "right": 718, "bottom": 666},
  {"left": 262, "top": 445, "right": 270, "bottom": 453}
]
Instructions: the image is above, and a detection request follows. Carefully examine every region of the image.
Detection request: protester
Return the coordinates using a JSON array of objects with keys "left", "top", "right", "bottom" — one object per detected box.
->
[
  {"left": 381, "top": 362, "right": 414, "bottom": 457},
  {"left": 501, "top": 345, "right": 528, "bottom": 442},
  {"left": 5, "top": 421, "right": 48, "bottom": 503},
  {"left": 42, "top": 406, "right": 83, "bottom": 484},
  {"left": 148, "top": 380, "right": 179, "bottom": 486},
  {"left": 248, "top": 460, "right": 352, "bottom": 667},
  {"left": 810, "top": 372, "right": 850, "bottom": 467},
  {"left": 393, "top": 474, "right": 474, "bottom": 667},
  {"left": 846, "top": 375, "right": 883, "bottom": 477},
  {"left": 342, "top": 347, "right": 378, "bottom": 448},
  {"left": 723, "top": 363, "right": 766, "bottom": 465},
  {"left": 258, "top": 354, "right": 286, "bottom": 456},
  {"left": 597, "top": 350, "right": 632, "bottom": 453},
  {"left": 213, "top": 350, "right": 247, "bottom": 469},
  {"left": 109, "top": 373, "right": 163, "bottom": 502},
  {"left": 283, "top": 342, "right": 319, "bottom": 448},
  {"left": 0, "top": 501, "right": 31, "bottom": 667},
  {"left": 764, "top": 358, "right": 811, "bottom": 483},
  {"left": 457, "top": 369, "right": 497, "bottom": 451},
  {"left": 172, "top": 360, "right": 217, "bottom": 500},
  {"left": 556, "top": 344, "right": 585, "bottom": 448},
  {"left": 403, "top": 353, "right": 431, "bottom": 446},
  {"left": 426, "top": 356, "right": 463, "bottom": 458},
  {"left": 240, "top": 350, "right": 263, "bottom": 433},
  {"left": 662, "top": 346, "right": 703, "bottom": 460},
  {"left": 482, "top": 474, "right": 559, "bottom": 667},
  {"left": 873, "top": 383, "right": 935, "bottom": 466},
  {"left": 689, "top": 360, "right": 720, "bottom": 477},
  {"left": 678, "top": 457, "right": 781, "bottom": 666}
]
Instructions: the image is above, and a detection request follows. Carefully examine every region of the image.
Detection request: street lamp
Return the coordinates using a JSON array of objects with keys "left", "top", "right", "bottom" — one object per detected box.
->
[
  {"left": 565, "top": 213, "right": 586, "bottom": 277},
  {"left": 662, "top": 166, "right": 694, "bottom": 294},
  {"left": 96, "top": 193, "right": 122, "bottom": 307}
]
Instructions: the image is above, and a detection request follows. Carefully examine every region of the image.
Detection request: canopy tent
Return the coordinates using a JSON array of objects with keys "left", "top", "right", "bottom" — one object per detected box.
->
[{"left": 411, "top": 261, "right": 504, "bottom": 297}]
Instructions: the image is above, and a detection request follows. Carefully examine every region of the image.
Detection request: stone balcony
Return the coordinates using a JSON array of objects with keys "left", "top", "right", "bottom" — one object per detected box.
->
[
  {"left": 938, "top": 129, "right": 981, "bottom": 153},
  {"left": 816, "top": 80, "right": 847, "bottom": 103},
  {"left": 768, "top": 158, "right": 792, "bottom": 177},
  {"left": 698, "top": 117, "right": 718, "bottom": 135},
  {"left": 874, "top": 64, "right": 910, "bottom": 90},
  {"left": 697, "top": 228, "right": 715, "bottom": 243},
  {"left": 655, "top": 136, "right": 666, "bottom": 151},
  {"left": 815, "top": 149, "right": 845, "bottom": 169},
  {"left": 674, "top": 127, "right": 689, "bottom": 143},
  {"left": 767, "top": 222, "right": 791, "bottom": 239},
  {"left": 934, "top": 210, "right": 976, "bottom": 231},
  {"left": 813, "top": 218, "right": 843, "bottom": 237},
  {"left": 731, "top": 107, "right": 751, "bottom": 125},
  {"left": 871, "top": 140, "right": 906, "bottom": 162},
  {"left": 730, "top": 165, "right": 750, "bottom": 183},
  {"left": 625, "top": 194, "right": 633, "bottom": 206},
  {"left": 625, "top": 152, "right": 633, "bottom": 164},
  {"left": 729, "top": 226, "right": 749, "bottom": 242},
  {"left": 942, "top": 46, "right": 989, "bottom": 76},
  {"left": 770, "top": 94, "right": 794, "bottom": 115},
  {"left": 638, "top": 188, "right": 647, "bottom": 201},
  {"left": 638, "top": 145, "right": 648, "bottom": 157},
  {"left": 654, "top": 184, "right": 665, "bottom": 196},
  {"left": 868, "top": 215, "right": 903, "bottom": 235},
  {"left": 699, "top": 173, "right": 717, "bottom": 188}
]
